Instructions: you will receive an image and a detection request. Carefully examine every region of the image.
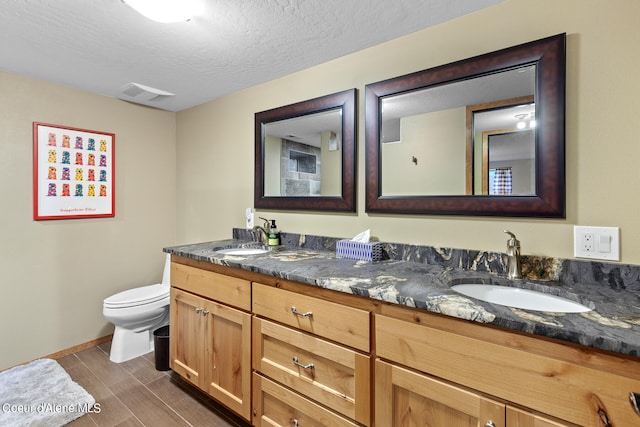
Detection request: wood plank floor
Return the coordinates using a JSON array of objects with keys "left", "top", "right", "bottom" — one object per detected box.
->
[{"left": 58, "top": 341, "right": 250, "bottom": 427}]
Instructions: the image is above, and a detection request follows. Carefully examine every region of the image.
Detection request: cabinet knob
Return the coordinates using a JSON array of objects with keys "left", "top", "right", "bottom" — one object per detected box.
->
[
  {"left": 195, "top": 307, "right": 202, "bottom": 314},
  {"left": 202, "top": 310, "right": 209, "bottom": 316},
  {"left": 484, "top": 421, "right": 495, "bottom": 427},
  {"left": 291, "top": 306, "right": 313, "bottom": 318},
  {"left": 290, "top": 418, "right": 299, "bottom": 427},
  {"left": 630, "top": 392, "right": 640, "bottom": 416}
]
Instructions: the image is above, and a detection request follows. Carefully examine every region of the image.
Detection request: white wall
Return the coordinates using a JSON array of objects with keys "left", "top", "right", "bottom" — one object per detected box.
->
[
  {"left": 176, "top": 0, "right": 640, "bottom": 265},
  {"left": 0, "top": 73, "right": 177, "bottom": 370},
  {"left": 382, "top": 108, "right": 466, "bottom": 196}
]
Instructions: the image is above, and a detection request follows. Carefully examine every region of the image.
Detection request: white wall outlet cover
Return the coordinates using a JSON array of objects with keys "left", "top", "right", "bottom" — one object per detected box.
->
[{"left": 573, "top": 226, "right": 620, "bottom": 261}]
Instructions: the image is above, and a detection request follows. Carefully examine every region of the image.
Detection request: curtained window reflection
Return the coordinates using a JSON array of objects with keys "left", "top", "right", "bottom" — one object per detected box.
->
[{"left": 490, "top": 167, "right": 513, "bottom": 195}]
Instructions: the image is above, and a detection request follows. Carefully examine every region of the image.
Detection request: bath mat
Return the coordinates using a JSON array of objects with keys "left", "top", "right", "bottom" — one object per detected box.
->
[{"left": 0, "top": 358, "right": 95, "bottom": 426}]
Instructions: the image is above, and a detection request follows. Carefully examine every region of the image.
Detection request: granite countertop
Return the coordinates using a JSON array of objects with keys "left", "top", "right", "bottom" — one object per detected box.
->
[{"left": 164, "top": 239, "right": 640, "bottom": 358}]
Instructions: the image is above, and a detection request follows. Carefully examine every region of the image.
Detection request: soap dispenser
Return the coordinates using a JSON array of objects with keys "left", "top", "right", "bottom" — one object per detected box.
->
[{"left": 268, "top": 220, "right": 280, "bottom": 246}]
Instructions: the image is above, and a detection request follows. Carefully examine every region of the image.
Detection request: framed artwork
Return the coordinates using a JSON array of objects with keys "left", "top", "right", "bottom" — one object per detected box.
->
[{"left": 33, "top": 122, "right": 115, "bottom": 220}]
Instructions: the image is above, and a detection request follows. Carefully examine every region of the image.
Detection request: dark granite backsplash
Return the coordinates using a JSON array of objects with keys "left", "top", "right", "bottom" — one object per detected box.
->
[{"left": 235, "top": 228, "right": 639, "bottom": 294}]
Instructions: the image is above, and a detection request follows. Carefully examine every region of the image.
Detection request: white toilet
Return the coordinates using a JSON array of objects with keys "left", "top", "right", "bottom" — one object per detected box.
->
[{"left": 103, "top": 253, "right": 171, "bottom": 363}]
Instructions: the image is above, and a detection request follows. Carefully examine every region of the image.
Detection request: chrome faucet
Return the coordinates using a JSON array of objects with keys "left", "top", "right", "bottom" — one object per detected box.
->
[{"left": 504, "top": 230, "right": 522, "bottom": 280}]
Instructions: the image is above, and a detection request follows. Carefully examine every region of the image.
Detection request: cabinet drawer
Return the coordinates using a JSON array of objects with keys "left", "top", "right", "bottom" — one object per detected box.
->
[
  {"left": 171, "top": 262, "right": 250, "bottom": 310},
  {"left": 376, "top": 314, "right": 640, "bottom": 427},
  {"left": 252, "top": 373, "right": 360, "bottom": 427},
  {"left": 253, "top": 318, "right": 370, "bottom": 425},
  {"left": 252, "top": 283, "right": 370, "bottom": 352}
]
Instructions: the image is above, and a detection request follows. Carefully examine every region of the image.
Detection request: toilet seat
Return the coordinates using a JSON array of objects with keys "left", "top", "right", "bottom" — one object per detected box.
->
[{"left": 104, "top": 283, "right": 169, "bottom": 308}]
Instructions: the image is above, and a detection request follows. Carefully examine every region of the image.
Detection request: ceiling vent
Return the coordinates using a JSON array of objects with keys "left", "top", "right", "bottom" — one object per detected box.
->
[{"left": 119, "top": 82, "right": 175, "bottom": 102}]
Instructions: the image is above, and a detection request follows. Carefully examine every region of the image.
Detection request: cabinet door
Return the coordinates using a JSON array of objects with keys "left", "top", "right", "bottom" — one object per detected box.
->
[
  {"left": 170, "top": 288, "right": 206, "bottom": 386},
  {"left": 203, "top": 299, "right": 252, "bottom": 421},
  {"left": 507, "top": 406, "right": 576, "bottom": 427},
  {"left": 375, "top": 359, "right": 505, "bottom": 427}
]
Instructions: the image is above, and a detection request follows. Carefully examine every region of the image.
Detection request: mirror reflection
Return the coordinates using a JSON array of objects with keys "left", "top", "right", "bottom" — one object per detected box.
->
[
  {"left": 263, "top": 109, "right": 342, "bottom": 197},
  {"left": 365, "top": 33, "right": 565, "bottom": 217},
  {"left": 255, "top": 88, "right": 356, "bottom": 212},
  {"left": 470, "top": 96, "right": 536, "bottom": 196},
  {"left": 380, "top": 66, "right": 536, "bottom": 197}
]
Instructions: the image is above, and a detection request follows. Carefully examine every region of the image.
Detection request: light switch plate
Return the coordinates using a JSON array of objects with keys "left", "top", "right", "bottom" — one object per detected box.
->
[{"left": 574, "top": 226, "right": 620, "bottom": 261}]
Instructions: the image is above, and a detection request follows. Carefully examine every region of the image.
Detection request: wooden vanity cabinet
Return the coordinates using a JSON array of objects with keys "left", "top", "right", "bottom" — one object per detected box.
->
[
  {"left": 169, "top": 262, "right": 252, "bottom": 421},
  {"left": 375, "top": 309, "right": 640, "bottom": 426},
  {"left": 252, "top": 283, "right": 372, "bottom": 426},
  {"left": 168, "top": 255, "right": 640, "bottom": 426}
]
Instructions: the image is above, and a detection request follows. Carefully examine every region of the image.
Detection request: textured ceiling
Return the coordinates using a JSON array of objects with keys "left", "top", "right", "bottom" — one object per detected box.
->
[{"left": 0, "top": 0, "right": 504, "bottom": 111}]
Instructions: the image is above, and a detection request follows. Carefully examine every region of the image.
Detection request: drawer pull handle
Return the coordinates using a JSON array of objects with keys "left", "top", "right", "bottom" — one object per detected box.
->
[
  {"left": 484, "top": 422, "right": 495, "bottom": 427},
  {"left": 598, "top": 408, "right": 612, "bottom": 427},
  {"left": 292, "top": 357, "right": 314, "bottom": 370},
  {"left": 291, "top": 306, "right": 313, "bottom": 318},
  {"left": 630, "top": 392, "right": 640, "bottom": 416}
]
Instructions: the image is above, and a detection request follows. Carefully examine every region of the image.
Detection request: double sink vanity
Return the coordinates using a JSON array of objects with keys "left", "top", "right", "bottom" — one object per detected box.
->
[
  {"left": 164, "top": 230, "right": 640, "bottom": 427},
  {"left": 165, "top": 31, "right": 640, "bottom": 426}
]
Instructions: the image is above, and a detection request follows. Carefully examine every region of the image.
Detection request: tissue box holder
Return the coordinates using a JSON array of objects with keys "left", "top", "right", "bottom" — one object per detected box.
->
[{"left": 336, "top": 239, "right": 382, "bottom": 262}]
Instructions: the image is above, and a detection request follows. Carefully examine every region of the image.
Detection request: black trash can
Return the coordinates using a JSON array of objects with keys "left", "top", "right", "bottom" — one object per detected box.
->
[{"left": 153, "top": 325, "right": 170, "bottom": 371}]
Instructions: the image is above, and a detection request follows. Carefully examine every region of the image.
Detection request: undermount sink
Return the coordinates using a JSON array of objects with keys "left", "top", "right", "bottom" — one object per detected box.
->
[
  {"left": 215, "top": 247, "right": 270, "bottom": 255},
  {"left": 450, "top": 284, "right": 592, "bottom": 313}
]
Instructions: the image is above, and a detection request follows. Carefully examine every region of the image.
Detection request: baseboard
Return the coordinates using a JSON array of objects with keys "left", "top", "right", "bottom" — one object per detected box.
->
[
  {"left": 45, "top": 334, "right": 113, "bottom": 360},
  {"left": 1, "top": 335, "right": 114, "bottom": 373}
]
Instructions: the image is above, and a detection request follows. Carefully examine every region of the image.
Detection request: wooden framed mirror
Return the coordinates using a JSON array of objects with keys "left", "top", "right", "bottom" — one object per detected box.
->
[
  {"left": 255, "top": 89, "right": 356, "bottom": 212},
  {"left": 365, "top": 34, "right": 566, "bottom": 217}
]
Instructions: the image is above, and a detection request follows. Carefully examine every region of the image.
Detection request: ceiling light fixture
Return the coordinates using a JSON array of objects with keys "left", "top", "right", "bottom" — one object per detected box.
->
[
  {"left": 121, "top": 0, "right": 202, "bottom": 23},
  {"left": 515, "top": 113, "right": 528, "bottom": 129},
  {"left": 515, "top": 113, "right": 536, "bottom": 130}
]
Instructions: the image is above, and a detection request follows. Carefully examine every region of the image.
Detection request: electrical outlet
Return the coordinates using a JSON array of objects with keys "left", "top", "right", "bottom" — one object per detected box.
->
[
  {"left": 582, "top": 233, "right": 594, "bottom": 253},
  {"left": 574, "top": 226, "right": 620, "bottom": 261}
]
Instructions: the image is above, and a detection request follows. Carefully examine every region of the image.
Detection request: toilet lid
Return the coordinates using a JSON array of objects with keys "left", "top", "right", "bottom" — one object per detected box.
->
[{"left": 104, "top": 283, "right": 169, "bottom": 307}]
